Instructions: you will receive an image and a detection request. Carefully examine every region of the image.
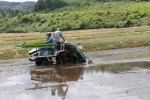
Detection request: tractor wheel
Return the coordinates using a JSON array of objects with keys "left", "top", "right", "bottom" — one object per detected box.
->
[
  {"left": 42, "top": 58, "right": 52, "bottom": 66},
  {"left": 35, "top": 61, "right": 42, "bottom": 66},
  {"left": 57, "top": 53, "right": 70, "bottom": 64}
]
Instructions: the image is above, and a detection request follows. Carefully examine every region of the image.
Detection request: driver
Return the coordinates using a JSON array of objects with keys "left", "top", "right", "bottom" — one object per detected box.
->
[{"left": 43, "top": 32, "right": 53, "bottom": 44}]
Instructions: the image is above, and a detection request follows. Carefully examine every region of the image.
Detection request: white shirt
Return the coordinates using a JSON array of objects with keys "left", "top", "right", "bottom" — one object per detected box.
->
[{"left": 53, "top": 30, "right": 65, "bottom": 42}]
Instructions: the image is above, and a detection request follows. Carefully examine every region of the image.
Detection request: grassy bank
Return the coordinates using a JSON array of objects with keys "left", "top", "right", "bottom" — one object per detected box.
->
[{"left": 0, "top": 26, "right": 150, "bottom": 60}]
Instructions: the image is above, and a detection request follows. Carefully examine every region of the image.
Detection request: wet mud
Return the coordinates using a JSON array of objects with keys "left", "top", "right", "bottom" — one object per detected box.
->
[{"left": 0, "top": 46, "right": 150, "bottom": 100}]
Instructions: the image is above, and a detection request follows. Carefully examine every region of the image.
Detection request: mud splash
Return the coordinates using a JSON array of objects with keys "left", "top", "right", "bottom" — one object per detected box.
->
[{"left": 0, "top": 46, "right": 150, "bottom": 100}]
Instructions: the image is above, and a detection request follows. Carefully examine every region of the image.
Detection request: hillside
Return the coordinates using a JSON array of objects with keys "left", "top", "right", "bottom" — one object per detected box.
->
[
  {"left": 0, "top": 1, "right": 36, "bottom": 19},
  {"left": 0, "top": 1, "right": 36, "bottom": 9},
  {"left": 0, "top": 1, "right": 21, "bottom": 7},
  {"left": 0, "top": 1, "right": 150, "bottom": 33}
]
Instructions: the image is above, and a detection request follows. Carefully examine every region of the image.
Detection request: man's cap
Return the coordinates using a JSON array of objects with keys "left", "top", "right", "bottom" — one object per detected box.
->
[
  {"left": 77, "top": 42, "right": 81, "bottom": 44},
  {"left": 46, "top": 32, "right": 51, "bottom": 35},
  {"left": 57, "top": 28, "right": 60, "bottom": 30}
]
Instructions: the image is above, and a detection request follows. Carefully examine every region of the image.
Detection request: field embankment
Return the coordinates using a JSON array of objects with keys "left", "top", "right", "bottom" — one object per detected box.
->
[{"left": 0, "top": 26, "right": 150, "bottom": 60}]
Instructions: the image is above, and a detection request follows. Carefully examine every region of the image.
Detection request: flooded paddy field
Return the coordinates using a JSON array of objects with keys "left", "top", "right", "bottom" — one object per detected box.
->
[{"left": 0, "top": 46, "right": 150, "bottom": 100}]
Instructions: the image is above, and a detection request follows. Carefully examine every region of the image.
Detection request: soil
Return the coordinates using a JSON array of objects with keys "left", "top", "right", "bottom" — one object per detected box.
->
[{"left": 0, "top": 46, "right": 150, "bottom": 100}]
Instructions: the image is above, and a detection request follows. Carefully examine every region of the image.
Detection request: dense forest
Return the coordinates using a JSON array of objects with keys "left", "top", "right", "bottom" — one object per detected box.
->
[
  {"left": 0, "top": 1, "right": 35, "bottom": 18},
  {"left": 0, "top": 1, "right": 21, "bottom": 7},
  {"left": 33, "top": 0, "right": 68, "bottom": 12},
  {"left": 0, "top": 1, "right": 35, "bottom": 9},
  {"left": 0, "top": 0, "right": 150, "bottom": 33}
]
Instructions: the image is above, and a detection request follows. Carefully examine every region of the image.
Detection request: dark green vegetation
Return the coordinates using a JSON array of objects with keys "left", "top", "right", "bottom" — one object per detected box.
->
[
  {"left": 0, "top": 1, "right": 36, "bottom": 18},
  {"left": 0, "top": 1, "right": 21, "bottom": 7},
  {"left": 33, "top": 0, "right": 149, "bottom": 13},
  {"left": 0, "top": 1, "right": 150, "bottom": 32},
  {"left": 33, "top": 0, "right": 68, "bottom": 12},
  {"left": 0, "top": 1, "right": 36, "bottom": 10}
]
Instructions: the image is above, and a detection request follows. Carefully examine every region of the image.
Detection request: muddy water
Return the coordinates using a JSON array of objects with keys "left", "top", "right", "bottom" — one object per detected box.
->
[{"left": 0, "top": 46, "right": 150, "bottom": 100}]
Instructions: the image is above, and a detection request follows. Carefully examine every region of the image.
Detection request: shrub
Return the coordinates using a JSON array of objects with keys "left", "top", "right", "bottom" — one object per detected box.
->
[
  {"left": 17, "top": 13, "right": 22, "bottom": 19},
  {"left": 126, "top": 19, "right": 132, "bottom": 27},
  {"left": 39, "top": 23, "right": 42, "bottom": 26},
  {"left": 115, "top": 21, "right": 126, "bottom": 28},
  {"left": 138, "top": 10, "right": 146, "bottom": 17},
  {"left": 33, "top": 12, "right": 36, "bottom": 16},
  {"left": 73, "top": 14, "right": 79, "bottom": 20},
  {"left": 21, "top": 16, "right": 33, "bottom": 23},
  {"left": 128, "top": 14, "right": 140, "bottom": 19},
  {"left": 35, "top": 15, "right": 41, "bottom": 21},
  {"left": 79, "top": 19, "right": 89, "bottom": 29},
  {"left": 61, "top": 22, "right": 72, "bottom": 30},
  {"left": 63, "top": 11, "right": 70, "bottom": 16},
  {"left": 6, "top": 29, "right": 26, "bottom": 33},
  {"left": 40, "top": 19, "right": 47, "bottom": 23},
  {"left": 20, "top": 24, "right": 24, "bottom": 27}
]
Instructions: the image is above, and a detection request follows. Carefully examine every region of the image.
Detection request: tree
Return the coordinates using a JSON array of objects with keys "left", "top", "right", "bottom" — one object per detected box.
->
[
  {"left": 0, "top": 9, "right": 6, "bottom": 18},
  {"left": 33, "top": 0, "right": 68, "bottom": 12}
]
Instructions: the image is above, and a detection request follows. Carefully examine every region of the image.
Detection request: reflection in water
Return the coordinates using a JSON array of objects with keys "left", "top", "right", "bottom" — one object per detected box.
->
[
  {"left": 29, "top": 61, "right": 150, "bottom": 100},
  {"left": 55, "top": 84, "right": 68, "bottom": 100},
  {"left": 29, "top": 66, "right": 85, "bottom": 100},
  {"left": 30, "top": 68, "right": 65, "bottom": 83},
  {"left": 0, "top": 61, "right": 150, "bottom": 100},
  {"left": 85, "top": 61, "right": 150, "bottom": 74},
  {"left": 50, "top": 84, "right": 68, "bottom": 100}
]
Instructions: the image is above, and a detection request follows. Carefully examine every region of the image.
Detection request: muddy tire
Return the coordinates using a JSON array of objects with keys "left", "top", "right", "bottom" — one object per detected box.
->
[
  {"left": 42, "top": 58, "right": 52, "bottom": 66},
  {"left": 57, "top": 53, "right": 69, "bottom": 64},
  {"left": 79, "top": 58, "right": 86, "bottom": 63},
  {"left": 35, "top": 61, "right": 42, "bottom": 66}
]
